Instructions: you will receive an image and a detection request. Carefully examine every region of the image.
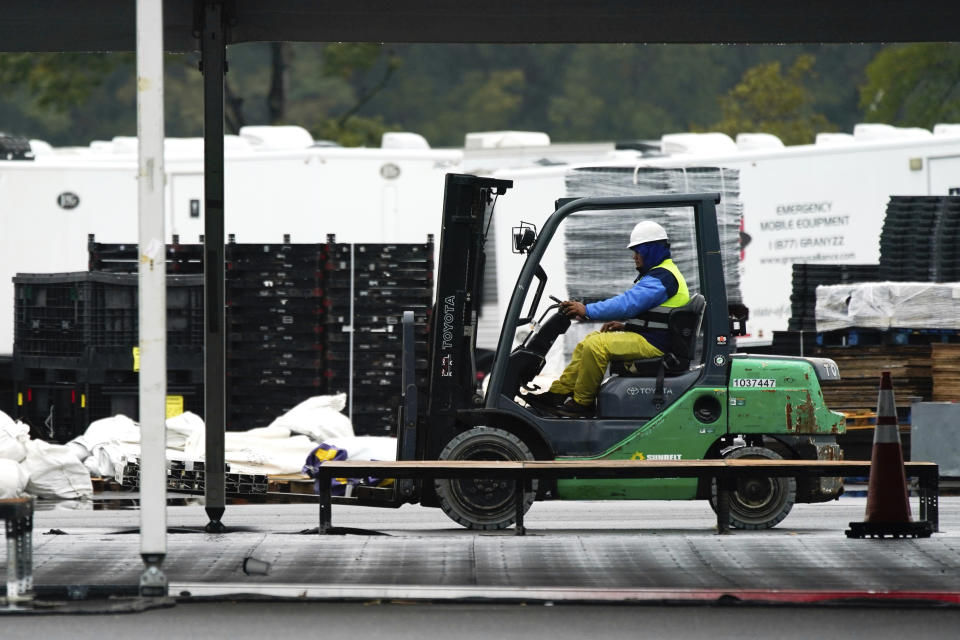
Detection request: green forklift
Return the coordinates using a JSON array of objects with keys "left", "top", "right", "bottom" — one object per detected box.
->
[{"left": 382, "top": 174, "right": 847, "bottom": 530}]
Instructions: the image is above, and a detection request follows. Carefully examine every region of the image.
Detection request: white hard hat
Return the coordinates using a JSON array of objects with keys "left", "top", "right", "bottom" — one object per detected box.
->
[{"left": 627, "top": 221, "right": 668, "bottom": 249}]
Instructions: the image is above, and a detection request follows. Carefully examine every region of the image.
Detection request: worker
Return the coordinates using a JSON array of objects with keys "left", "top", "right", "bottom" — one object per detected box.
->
[{"left": 524, "top": 220, "right": 689, "bottom": 417}]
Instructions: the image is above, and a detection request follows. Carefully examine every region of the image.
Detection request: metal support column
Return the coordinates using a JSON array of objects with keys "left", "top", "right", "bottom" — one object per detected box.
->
[
  {"left": 136, "top": 0, "right": 168, "bottom": 596},
  {"left": 716, "top": 475, "right": 733, "bottom": 535},
  {"left": 201, "top": 1, "right": 227, "bottom": 533}
]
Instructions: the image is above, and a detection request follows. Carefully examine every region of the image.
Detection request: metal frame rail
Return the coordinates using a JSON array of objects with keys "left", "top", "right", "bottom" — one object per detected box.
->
[
  {"left": 1, "top": 497, "right": 35, "bottom": 601},
  {"left": 313, "top": 460, "right": 939, "bottom": 535}
]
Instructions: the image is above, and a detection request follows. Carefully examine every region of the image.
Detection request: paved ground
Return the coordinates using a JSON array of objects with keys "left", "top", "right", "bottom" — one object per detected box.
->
[
  {"left": 4, "top": 600, "right": 960, "bottom": 640},
  {"left": 3, "top": 493, "right": 959, "bottom": 634},
  {"left": 5, "top": 492, "right": 959, "bottom": 604}
]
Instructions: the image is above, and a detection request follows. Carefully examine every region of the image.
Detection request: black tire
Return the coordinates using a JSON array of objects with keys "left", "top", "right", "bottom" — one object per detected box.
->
[
  {"left": 709, "top": 446, "right": 796, "bottom": 530},
  {"left": 435, "top": 427, "right": 537, "bottom": 530}
]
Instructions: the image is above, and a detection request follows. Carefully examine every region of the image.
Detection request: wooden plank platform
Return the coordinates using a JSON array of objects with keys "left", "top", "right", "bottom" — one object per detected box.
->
[{"left": 308, "top": 459, "right": 940, "bottom": 536}]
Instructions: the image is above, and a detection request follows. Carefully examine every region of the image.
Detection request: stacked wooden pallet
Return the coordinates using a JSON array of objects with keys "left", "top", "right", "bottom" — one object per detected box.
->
[
  {"left": 931, "top": 343, "right": 960, "bottom": 401},
  {"left": 816, "top": 345, "right": 932, "bottom": 411}
]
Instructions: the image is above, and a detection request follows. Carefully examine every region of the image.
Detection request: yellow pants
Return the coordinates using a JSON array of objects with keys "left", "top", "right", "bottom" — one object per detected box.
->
[{"left": 548, "top": 330, "right": 663, "bottom": 405}]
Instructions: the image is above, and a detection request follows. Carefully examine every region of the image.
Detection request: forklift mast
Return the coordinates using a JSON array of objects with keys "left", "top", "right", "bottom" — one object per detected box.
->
[{"left": 417, "top": 174, "right": 513, "bottom": 460}]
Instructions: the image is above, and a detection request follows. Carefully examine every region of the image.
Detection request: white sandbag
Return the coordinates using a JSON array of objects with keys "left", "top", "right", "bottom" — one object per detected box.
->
[
  {"left": 83, "top": 456, "right": 100, "bottom": 477},
  {"left": 243, "top": 424, "right": 293, "bottom": 440},
  {"left": 73, "top": 414, "right": 141, "bottom": 453},
  {"left": 0, "top": 458, "right": 29, "bottom": 498},
  {"left": 268, "top": 394, "right": 354, "bottom": 441},
  {"left": 22, "top": 439, "right": 93, "bottom": 499},
  {"left": 179, "top": 420, "right": 318, "bottom": 474},
  {"left": 166, "top": 411, "right": 203, "bottom": 435},
  {"left": 65, "top": 439, "right": 91, "bottom": 464},
  {"left": 0, "top": 413, "right": 30, "bottom": 462},
  {"left": 166, "top": 411, "right": 204, "bottom": 449},
  {"left": 223, "top": 432, "right": 318, "bottom": 475},
  {"left": 94, "top": 442, "right": 124, "bottom": 481},
  {"left": 325, "top": 436, "right": 398, "bottom": 461},
  {"left": 92, "top": 441, "right": 140, "bottom": 482}
]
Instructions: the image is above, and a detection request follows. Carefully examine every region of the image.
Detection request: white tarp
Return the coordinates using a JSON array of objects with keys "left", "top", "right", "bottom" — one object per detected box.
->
[
  {"left": 267, "top": 393, "right": 354, "bottom": 442},
  {"left": 816, "top": 281, "right": 960, "bottom": 332},
  {"left": 65, "top": 393, "right": 391, "bottom": 478},
  {"left": 22, "top": 439, "right": 93, "bottom": 499},
  {"left": 0, "top": 410, "right": 29, "bottom": 462},
  {"left": 0, "top": 458, "right": 29, "bottom": 499},
  {"left": 0, "top": 410, "right": 32, "bottom": 498},
  {"left": 1, "top": 395, "right": 395, "bottom": 499}
]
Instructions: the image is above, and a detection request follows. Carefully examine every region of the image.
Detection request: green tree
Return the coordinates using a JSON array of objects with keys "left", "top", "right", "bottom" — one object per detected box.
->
[
  {"left": 365, "top": 44, "right": 536, "bottom": 146},
  {"left": 859, "top": 43, "right": 960, "bottom": 127},
  {"left": 0, "top": 52, "right": 135, "bottom": 142},
  {"left": 0, "top": 52, "right": 130, "bottom": 113},
  {"left": 709, "top": 54, "right": 832, "bottom": 145}
]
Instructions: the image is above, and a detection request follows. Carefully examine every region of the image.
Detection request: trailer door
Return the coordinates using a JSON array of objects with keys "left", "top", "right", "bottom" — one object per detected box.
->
[{"left": 929, "top": 156, "right": 960, "bottom": 195}]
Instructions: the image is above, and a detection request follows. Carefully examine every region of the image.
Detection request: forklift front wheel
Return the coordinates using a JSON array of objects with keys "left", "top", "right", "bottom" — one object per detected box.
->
[
  {"left": 709, "top": 446, "right": 796, "bottom": 530},
  {"left": 435, "top": 427, "right": 537, "bottom": 530}
]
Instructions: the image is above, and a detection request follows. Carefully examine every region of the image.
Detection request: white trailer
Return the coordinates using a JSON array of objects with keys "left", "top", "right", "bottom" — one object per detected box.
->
[
  {"left": 0, "top": 126, "right": 627, "bottom": 355},
  {"left": 483, "top": 123, "right": 960, "bottom": 348},
  {"left": 7, "top": 122, "right": 958, "bottom": 356}
]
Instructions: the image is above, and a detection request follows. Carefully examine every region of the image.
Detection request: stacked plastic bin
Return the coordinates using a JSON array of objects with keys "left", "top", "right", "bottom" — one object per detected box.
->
[
  {"left": 324, "top": 236, "right": 433, "bottom": 436},
  {"left": 11, "top": 271, "right": 205, "bottom": 442},
  {"left": 879, "top": 196, "right": 942, "bottom": 282},
  {"left": 932, "top": 197, "right": 960, "bottom": 282},
  {"left": 224, "top": 241, "right": 327, "bottom": 430},
  {"left": 13, "top": 236, "right": 436, "bottom": 441},
  {"left": 88, "top": 234, "right": 204, "bottom": 274}
]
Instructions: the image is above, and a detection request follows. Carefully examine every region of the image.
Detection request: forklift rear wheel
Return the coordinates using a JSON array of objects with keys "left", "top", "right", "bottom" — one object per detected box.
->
[
  {"left": 709, "top": 446, "right": 796, "bottom": 530},
  {"left": 435, "top": 427, "right": 537, "bottom": 530}
]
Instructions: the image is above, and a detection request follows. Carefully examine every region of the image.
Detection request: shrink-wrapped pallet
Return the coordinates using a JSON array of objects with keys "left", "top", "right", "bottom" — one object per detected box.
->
[{"left": 816, "top": 282, "right": 960, "bottom": 332}]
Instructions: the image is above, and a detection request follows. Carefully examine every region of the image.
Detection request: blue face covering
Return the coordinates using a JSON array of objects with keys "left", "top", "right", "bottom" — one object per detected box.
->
[{"left": 633, "top": 241, "right": 671, "bottom": 275}]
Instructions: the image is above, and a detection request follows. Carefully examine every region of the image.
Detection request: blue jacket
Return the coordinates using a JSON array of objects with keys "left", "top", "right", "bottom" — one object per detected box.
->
[{"left": 584, "top": 273, "right": 673, "bottom": 321}]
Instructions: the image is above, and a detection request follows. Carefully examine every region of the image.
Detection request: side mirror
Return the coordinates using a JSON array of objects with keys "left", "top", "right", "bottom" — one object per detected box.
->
[{"left": 512, "top": 222, "right": 537, "bottom": 254}]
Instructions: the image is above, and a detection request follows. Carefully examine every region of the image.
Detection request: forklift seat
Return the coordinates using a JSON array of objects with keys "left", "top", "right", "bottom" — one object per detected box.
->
[{"left": 610, "top": 293, "right": 706, "bottom": 378}]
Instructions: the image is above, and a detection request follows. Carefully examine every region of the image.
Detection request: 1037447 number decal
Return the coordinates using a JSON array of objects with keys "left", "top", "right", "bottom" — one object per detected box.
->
[{"left": 731, "top": 378, "right": 776, "bottom": 388}]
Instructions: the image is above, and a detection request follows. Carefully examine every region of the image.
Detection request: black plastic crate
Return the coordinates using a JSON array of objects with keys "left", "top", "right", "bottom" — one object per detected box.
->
[
  {"left": 86, "top": 381, "right": 204, "bottom": 425},
  {"left": 327, "top": 241, "right": 433, "bottom": 258},
  {"left": 13, "top": 272, "right": 204, "bottom": 357},
  {"left": 229, "top": 338, "right": 324, "bottom": 354},
  {"left": 13, "top": 275, "right": 91, "bottom": 356},
  {"left": 225, "top": 262, "right": 324, "bottom": 279},
  {"left": 224, "top": 287, "right": 323, "bottom": 304},
  {"left": 0, "top": 356, "right": 13, "bottom": 418},
  {"left": 227, "top": 318, "right": 325, "bottom": 336},
  {"left": 88, "top": 237, "right": 205, "bottom": 274},
  {"left": 225, "top": 245, "right": 325, "bottom": 265},
  {"left": 324, "top": 299, "right": 432, "bottom": 315},
  {"left": 227, "top": 351, "right": 324, "bottom": 367},
  {"left": 227, "top": 376, "right": 326, "bottom": 394},
  {"left": 12, "top": 360, "right": 83, "bottom": 385},
  {"left": 227, "top": 392, "right": 317, "bottom": 410},
  {"left": 325, "top": 332, "right": 403, "bottom": 348},
  {"left": 11, "top": 382, "right": 86, "bottom": 443}
]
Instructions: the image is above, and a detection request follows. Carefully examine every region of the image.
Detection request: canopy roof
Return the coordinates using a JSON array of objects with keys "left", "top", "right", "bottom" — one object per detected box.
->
[{"left": 2, "top": 0, "right": 958, "bottom": 53}]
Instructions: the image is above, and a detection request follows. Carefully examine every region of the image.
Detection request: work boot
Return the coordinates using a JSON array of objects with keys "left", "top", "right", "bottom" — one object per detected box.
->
[
  {"left": 522, "top": 390, "right": 568, "bottom": 412},
  {"left": 554, "top": 397, "right": 595, "bottom": 418}
]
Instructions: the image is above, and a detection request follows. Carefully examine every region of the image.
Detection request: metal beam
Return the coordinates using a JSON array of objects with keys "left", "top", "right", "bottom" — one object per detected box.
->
[
  {"left": 201, "top": 0, "right": 227, "bottom": 533},
  {"left": 136, "top": 0, "right": 168, "bottom": 596},
  {"left": 1, "top": 0, "right": 960, "bottom": 51}
]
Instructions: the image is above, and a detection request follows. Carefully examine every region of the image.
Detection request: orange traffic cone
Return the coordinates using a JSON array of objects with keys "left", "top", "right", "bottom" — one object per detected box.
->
[{"left": 846, "top": 371, "right": 932, "bottom": 538}]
